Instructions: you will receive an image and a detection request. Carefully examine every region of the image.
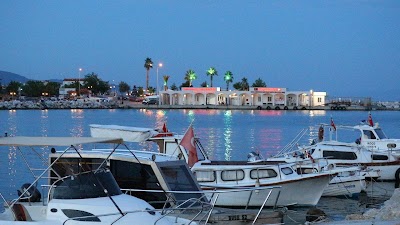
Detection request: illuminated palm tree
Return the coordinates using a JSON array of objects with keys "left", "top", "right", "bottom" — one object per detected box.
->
[
  {"left": 185, "top": 69, "right": 197, "bottom": 87},
  {"left": 163, "top": 75, "right": 170, "bottom": 91},
  {"left": 224, "top": 71, "right": 233, "bottom": 91},
  {"left": 206, "top": 67, "right": 218, "bottom": 87},
  {"left": 144, "top": 57, "right": 153, "bottom": 92}
]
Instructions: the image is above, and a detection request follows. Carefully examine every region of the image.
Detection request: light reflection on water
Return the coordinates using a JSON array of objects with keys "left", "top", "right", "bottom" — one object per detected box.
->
[{"left": 223, "top": 111, "right": 233, "bottom": 161}]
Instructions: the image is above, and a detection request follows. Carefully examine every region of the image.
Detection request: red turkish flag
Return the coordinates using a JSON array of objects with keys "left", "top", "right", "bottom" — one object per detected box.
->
[
  {"left": 368, "top": 113, "right": 374, "bottom": 127},
  {"left": 331, "top": 117, "right": 336, "bottom": 131},
  {"left": 180, "top": 126, "right": 198, "bottom": 167}
]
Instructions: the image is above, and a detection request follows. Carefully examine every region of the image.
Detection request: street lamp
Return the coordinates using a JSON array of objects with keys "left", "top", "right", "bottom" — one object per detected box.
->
[
  {"left": 156, "top": 63, "right": 163, "bottom": 96},
  {"left": 156, "top": 63, "right": 163, "bottom": 105},
  {"left": 78, "top": 68, "right": 82, "bottom": 96}
]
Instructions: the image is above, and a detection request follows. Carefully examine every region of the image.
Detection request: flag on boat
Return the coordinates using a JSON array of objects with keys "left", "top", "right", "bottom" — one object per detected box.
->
[
  {"left": 330, "top": 117, "right": 336, "bottom": 131},
  {"left": 154, "top": 122, "right": 173, "bottom": 137},
  {"left": 368, "top": 112, "right": 374, "bottom": 127},
  {"left": 162, "top": 123, "right": 168, "bottom": 133},
  {"left": 180, "top": 125, "right": 198, "bottom": 167}
]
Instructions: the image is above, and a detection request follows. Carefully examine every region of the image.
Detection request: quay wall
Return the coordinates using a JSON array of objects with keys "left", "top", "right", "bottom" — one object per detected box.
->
[{"left": 0, "top": 99, "right": 397, "bottom": 111}]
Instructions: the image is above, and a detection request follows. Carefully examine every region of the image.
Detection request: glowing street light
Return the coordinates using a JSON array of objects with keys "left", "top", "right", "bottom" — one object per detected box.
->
[
  {"left": 78, "top": 68, "right": 83, "bottom": 96},
  {"left": 156, "top": 63, "right": 163, "bottom": 104}
]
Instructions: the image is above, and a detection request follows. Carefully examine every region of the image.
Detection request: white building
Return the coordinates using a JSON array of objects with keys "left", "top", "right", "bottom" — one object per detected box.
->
[
  {"left": 159, "top": 87, "right": 326, "bottom": 109},
  {"left": 58, "top": 78, "right": 84, "bottom": 98}
]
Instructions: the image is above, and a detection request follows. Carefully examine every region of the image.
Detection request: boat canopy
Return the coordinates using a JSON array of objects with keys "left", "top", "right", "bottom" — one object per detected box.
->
[
  {"left": 0, "top": 136, "right": 123, "bottom": 147},
  {"left": 90, "top": 124, "right": 158, "bottom": 142}
]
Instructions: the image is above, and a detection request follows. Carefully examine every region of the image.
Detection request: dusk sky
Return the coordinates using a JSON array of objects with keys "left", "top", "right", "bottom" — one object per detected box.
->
[{"left": 1, "top": 1, "right": 399, "bottom": 100}]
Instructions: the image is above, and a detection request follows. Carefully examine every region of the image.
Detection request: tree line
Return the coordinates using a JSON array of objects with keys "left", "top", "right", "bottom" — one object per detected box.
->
[
  {"left": 0, "top": 58, "right": 268, "bottom": 99},
  {"left": 144, "top": 57, "right": 267, "bottom": 92}
]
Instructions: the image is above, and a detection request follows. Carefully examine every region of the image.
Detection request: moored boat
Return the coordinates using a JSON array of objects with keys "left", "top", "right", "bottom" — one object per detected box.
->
[
  {"left": 0, "top": 136, "right": 196, "bottom": 225},
  {"left": 91, "top": 124, "right": 334, "bottom": 207},
  {"left": 49, "top": 142, "right": 284, "bottom": 224}
]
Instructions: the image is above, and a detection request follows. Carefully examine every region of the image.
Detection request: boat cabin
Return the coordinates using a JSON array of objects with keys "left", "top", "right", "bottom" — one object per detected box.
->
[{"left": 50, "top": 150, "right": 205, "bottom": 208}]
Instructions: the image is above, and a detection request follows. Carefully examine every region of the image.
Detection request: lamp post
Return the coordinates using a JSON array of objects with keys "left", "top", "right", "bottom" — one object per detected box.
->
[
  {"left": 78, "top": 68, "right": 82, "bottom": 96},
  {"left": 156, "top": 63, "right": 162, "bottom": 105}
]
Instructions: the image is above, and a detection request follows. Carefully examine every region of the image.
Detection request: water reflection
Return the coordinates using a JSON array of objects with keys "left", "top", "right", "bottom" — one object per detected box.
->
[
  {"left": 40, "top": 109, "right": 49, "bottom": 136},
  {"left": 223, "top": 111, "right": 232, "bottom": 161},
  {"left": 69, "top": 109, "right": 84, "bottom": 151}
]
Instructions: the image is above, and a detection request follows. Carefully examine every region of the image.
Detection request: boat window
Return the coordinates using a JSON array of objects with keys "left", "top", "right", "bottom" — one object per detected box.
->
[
  {"left": 281, "top": 167, "right": 294, "bottom": 175},
  {"left": 374, "top": 129, "right": 387, "bottom": 139},
  {"left": 221, "top": 170, "right": 245, "bottom": 181},
  {"left": 371, "top": 154, "right": 388, "bottom": 160},
  {"left": 194, "top": 170, "right": 216, "bottom": 182},
  {"left": 160, "top": 164, "right": 204, "bottom": 205},
  {"left": 52, "top": 170, "right": 122, "bottom": 200},
  {"left": 363, "top": 130, "right": 376, "bottom": 139},
  {"left": 61, "top": 209, "right": 100, "bottom": 222},
  {"left": 296, "top": 168, "right": 317, "bottom": 174},
  {"left": 109, "top": 160, "right": 166, "bottom": 208},
  {"left": 250, "top": 169, "right": 277, "bottom": 179},
  {"left": 322, "top": 151, "right": 357, "bottom": 160}
]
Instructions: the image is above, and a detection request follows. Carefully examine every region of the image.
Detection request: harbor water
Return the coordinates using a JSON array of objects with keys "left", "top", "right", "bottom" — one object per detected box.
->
[{"left": 0, "top": 109, "right": 399, "bottom": 223}]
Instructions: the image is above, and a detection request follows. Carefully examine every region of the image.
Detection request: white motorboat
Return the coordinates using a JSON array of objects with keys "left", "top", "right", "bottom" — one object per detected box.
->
[
  {"left": 191, "top": 159, "right": 332, "bottom": 207},
  {"left": 0, "top": 136, "right": 195, "bottom": 225},
  {"left": 296, "top": 140, "right": 400, "bottom": 181},
  {"left": 328, "top": 118, "right": 400, "bottom": 158},
  {"left": 279, "top": 157, "right": 368, "bottom": 198},
  {"left": 90, "top": 124, "right": 333, "bottom": 207},
  {"left": 49, "top": 142, "right": 284, "bottom": 224}
]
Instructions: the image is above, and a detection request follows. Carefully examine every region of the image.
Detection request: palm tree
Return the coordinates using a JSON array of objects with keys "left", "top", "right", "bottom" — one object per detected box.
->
[
  {"left": 233, "top": 77, "right": 249, "bottom": 91},
  {"left": 144, "top": 57, "right": 153, "bottom": 92},
  {"left": 224, "top": 71, "right": 233, "bottom": 91},
  {"left": 206, "top": 67, "right": 218, "bottom": 87},
  {"left": 163, "top": 75, "right": 170, "bottom": 91},
  {"left": 185, "top": 69, "right": 197, "bottom": 86}
]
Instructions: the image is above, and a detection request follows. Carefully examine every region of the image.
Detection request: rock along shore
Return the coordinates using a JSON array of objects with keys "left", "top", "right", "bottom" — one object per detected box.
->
[{"left": 1, "top": 99, "right": 398, "bottom": 111}]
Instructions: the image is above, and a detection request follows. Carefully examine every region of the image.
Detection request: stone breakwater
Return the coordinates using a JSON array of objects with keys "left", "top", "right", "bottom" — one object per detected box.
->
[
  {"left": 0, "top": 99, "right": 120, "bottom": 109},
  {"left": 2, "top": 99, "right": 399, "bottom": 111}
]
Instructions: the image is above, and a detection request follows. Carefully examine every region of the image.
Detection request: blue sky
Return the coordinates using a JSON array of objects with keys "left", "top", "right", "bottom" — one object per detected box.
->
[{"left": 1, "top": 1, "right": 399, "bottom": 100}]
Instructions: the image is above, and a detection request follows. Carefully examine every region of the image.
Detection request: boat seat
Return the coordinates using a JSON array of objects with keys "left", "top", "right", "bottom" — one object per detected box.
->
[{"left": 12, "top": 203, "right": 32, "bottom": 221}]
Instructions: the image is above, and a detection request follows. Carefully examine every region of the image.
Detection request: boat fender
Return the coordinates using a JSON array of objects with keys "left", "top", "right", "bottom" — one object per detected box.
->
[
  {"left": 395, "top": 168, "right": 400, "bottom": 183},
  {"left": 318, "top": 126, "right": 324, "bottom": 141},
  {"left": 327, "top": 164, "right": 335, "bottom": 171},
  {"left": 17, "top": 183, "right": 41, "bottom": 202}
]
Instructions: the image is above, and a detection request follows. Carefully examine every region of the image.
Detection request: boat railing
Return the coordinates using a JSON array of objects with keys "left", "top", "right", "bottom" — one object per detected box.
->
[
  {"left": 121, "top": 185, "right": 282, "bottom": 224},
  {"left": 87, "top": 148, "right": 180, "bottom": 160},
  {"left": 274, "top": 128, "right": 309, "bottom": 157}
]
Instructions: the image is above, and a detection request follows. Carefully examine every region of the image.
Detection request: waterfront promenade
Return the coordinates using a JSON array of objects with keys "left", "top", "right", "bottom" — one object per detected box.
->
[{"left": 0, "top": 98, "right": 398, "bottom": 110}]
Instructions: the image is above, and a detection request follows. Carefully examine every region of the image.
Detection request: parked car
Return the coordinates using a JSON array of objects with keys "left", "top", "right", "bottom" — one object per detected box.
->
[{"left": 142, "top": 98, "right": 158, "bottom": 105}]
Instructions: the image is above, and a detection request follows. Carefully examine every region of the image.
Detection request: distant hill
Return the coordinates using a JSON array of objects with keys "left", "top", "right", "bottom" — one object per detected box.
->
[
  {"left": 0, "top": 71, "right": 63, "bottom": 85},
  {"left": 0, "top": 71, "right": 30, "bottom": 85}
]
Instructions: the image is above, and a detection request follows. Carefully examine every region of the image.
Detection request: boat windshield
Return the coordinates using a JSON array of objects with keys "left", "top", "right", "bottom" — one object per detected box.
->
[
  {"left": 374, "top": 128, "right": 387, "bottom": 139},
  {"left": 52, "top": 170, "right": 122, "bottom": 199}
]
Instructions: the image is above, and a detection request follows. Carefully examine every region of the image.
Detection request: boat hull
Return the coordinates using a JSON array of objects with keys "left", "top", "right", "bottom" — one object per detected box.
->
[
  {"left": 323, "top": 175, "right": 366, "bottom": 198},
  {"left": 203, "top": 174, "right": 331, "bottom": 207}
]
